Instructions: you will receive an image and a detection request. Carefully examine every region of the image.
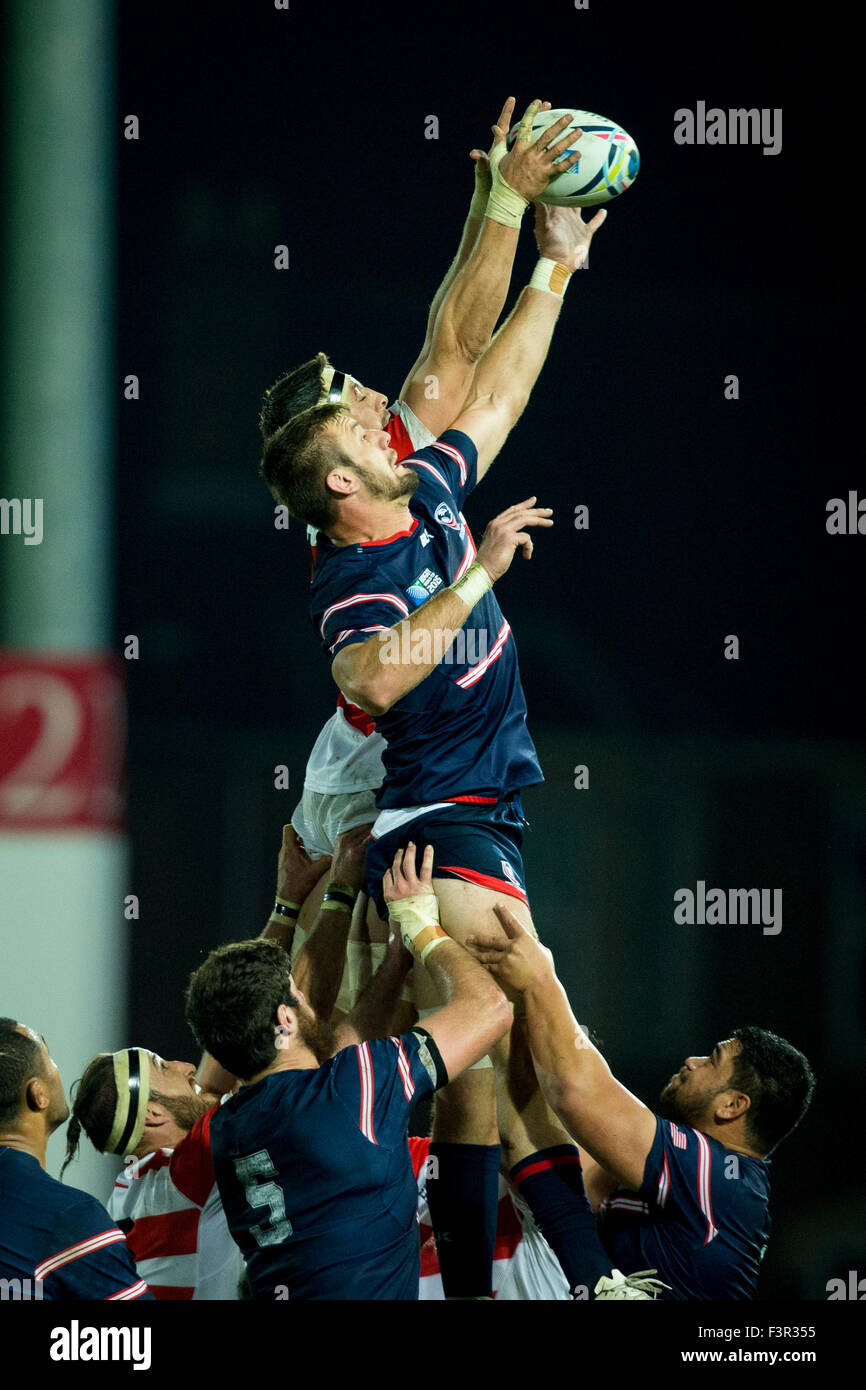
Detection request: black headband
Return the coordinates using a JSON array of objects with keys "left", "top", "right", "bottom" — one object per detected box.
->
[
  {"left": 116, "top": 1049, "right": 143, "bottom": 1156},
  {"left": 326, "top": 370, "right": 347, "bottom": 403}
]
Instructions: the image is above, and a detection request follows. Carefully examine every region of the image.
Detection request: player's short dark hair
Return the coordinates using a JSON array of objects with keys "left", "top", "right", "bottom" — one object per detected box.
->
[
  {"left": 185, "top": 939, "right": 300, "bottom": 1080},
  {"left": 728, "top": 1026, "right": 815, "bottom": 1155},
  {"left": 0, "top": 1019, "right": 47, "bottom": 1126},
  {"left": 61, "top": 1053, "right": 116, "bottom": 1179},
  {"left": 259, "top": 401, "right": 353, "bottom": 532},
  {"left": 259, "top": 353, "right": 331, "bottom": 439}
]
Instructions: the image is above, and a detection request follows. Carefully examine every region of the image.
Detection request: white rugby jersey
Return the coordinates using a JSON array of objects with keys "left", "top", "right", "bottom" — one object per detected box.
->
[
  {"left": 496, "top": 1182, "right": 571, "bottom": 1301},
  {"left": 108, "top": 1105, "right": 243, "bottom": 1300}
]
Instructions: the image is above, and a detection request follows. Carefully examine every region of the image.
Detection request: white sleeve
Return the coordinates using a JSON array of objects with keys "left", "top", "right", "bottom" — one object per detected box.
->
[{"left": 194, "top": 1184, "right": 245, "bottom": 1300}]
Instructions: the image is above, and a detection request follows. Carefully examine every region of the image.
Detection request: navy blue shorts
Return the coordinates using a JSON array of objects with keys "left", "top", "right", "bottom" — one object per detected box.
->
[{"left": 364, "top": 794, "right": 530, "bottom": 918}]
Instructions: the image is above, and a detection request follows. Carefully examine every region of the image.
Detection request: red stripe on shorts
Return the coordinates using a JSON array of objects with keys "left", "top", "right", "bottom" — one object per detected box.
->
[{"left": 436, "top": 865, "right": 528, "bottom": 903}]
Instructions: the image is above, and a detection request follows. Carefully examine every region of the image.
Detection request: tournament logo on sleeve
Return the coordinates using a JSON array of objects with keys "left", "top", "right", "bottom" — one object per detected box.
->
[{"left": 405, "top": 568, "right": 444, "bottom": 607}]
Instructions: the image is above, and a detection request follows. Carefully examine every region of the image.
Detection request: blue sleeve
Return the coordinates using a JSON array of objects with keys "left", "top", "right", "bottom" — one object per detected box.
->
[
  {"left": 38, "top": 1192, "right": 153, "bottom": 1300},
  {"left": 332, "top": 1031, "right": 444, "bottom": 1147},
  {"left": 406, "top": 429, "right": 478, "bottom": 509},
  {"left": 318, "top": 586, "right": 411, "bottom": 657},
  {"left": 639, "top": 1118, "right": 721, "bottom": 1246}
]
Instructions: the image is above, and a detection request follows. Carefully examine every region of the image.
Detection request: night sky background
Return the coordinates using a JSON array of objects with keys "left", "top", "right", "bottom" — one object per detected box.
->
[{"left": 111, "top": 0, "right": 862, "bottom": 1298}]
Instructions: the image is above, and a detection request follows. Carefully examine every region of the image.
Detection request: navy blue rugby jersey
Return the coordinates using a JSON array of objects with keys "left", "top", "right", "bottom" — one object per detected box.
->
[
  {"left": 209, "top": 1030, "right": 447, "bottom": 1300},
  {"left": 309, "top": 429, "right": 543, "bottom": 807},
  {"left": 597, "top": 1118, "right": 772, "bottom": 1299},
  {"left": 0, "top": 1147, "right": 151, "bottom": 1300}
]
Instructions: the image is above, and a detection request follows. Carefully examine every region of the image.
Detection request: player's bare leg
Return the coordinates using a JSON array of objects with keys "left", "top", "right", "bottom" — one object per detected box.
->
[
  {"left": 422, "top": 877, "right": 613, "bottom": 1299},
  {"left": 406, "top": 877, "right": 509, "bottom": 1298}
]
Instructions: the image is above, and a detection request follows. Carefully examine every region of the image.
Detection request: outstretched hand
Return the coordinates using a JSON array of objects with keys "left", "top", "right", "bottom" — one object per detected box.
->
[
  {"left": 476, "top": 497, "right": 553, "bottom": 583},
  {"left": 469, "top": 96, "right": 553, "bottom": 195},
  {"left": 466, "top": 903, "right": 555, "bottom": 992},
  {"left": 276, "top": 825, "right": 331, "bottom": 905},
  {"left": 491, "top": 100, "right": 584, "bottom": 204},
  {"left": 383, "top": 841, "right": 436, "bottom": 905},
  {"left": 534, "top": 201, "right": 608, "bottom": 272},
  {"left": 331, "top": 821, "right": 374, "bottom": 892}
]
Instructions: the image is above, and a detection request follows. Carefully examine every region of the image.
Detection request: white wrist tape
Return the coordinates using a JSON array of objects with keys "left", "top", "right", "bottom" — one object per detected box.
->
[
  {"left": 387, "top": 892, "right": 450, "bottom": 965},
  {"left": 529, "top": 257, "right": 572, "bottom": 298},
  {"left": 451, "top": 561, "right": 492, "bottom": 610},
  {"left": 486, "top": 172, "right": 527, "bottom": 229},
  {"left": 485, "top": 135, "right": 527, "bottom": 229}
]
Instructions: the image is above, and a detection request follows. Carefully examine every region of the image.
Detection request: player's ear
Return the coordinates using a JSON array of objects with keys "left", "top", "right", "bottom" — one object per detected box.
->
[
  {"left": 717, "top": 1089, "right": 750, "bottom": 1122},
  {"left": 144, "top": 1100, "right": 169, "bottom": 1127},
  {"left": 24, "top": 1075, "right": 51, "bottom": 1114},
  {"left": 275, "top": 1002, "right": 299, "bottom": 1038},
  {"left": 325, "top": 466, "right": 358, "bottom": 499}
]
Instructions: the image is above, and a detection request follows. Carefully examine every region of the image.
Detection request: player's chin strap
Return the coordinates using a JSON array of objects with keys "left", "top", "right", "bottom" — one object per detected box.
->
[
  {"left": 106, "top": 1047, "right": 152, "bottom": 1158},
  {"left": 319, "top": 366, "right": 348, "bottom": 405},
  {"left": 387, "top": 892, "right": 450, "bottom": 966}
]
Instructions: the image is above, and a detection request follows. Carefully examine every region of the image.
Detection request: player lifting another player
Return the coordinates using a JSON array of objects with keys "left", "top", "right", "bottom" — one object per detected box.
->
[{"left": 259, "top": 152, "right": 607, "bottom": 1296}]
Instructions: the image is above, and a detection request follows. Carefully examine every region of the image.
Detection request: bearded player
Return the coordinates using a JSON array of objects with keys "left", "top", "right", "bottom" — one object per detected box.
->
[
  {"left": 257, "top": 103, "right": 604, "bottom": 1301},
  {"left": 259, "top": 97, "right": 585, "bottom": 884},
  {"left": 259, "top": 131, "right": 608, "bottom": 1301}
]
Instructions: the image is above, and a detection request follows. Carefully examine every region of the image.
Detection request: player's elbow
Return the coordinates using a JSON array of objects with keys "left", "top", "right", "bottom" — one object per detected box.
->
[
  {"left": 345, "top": 682, "right": 391, "bottom": 719},
  {"left": 543, "top": 1077, "right": 588, "bottom": 1140},
  {"left": 451, "top": 329, "right": 488, "bottom": 367},
  {"left": 477, "top": 986, "right": 513, "bottom": 1052},
  {"left": 332, "top": 649, "right": 393, "bottom": 719}
]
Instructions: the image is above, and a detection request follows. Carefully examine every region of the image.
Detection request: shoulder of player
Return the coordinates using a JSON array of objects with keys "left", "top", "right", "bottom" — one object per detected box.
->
[
  {"left": 310, "top": 542, "right": 389, "bottom": 601},
  {"left": 328, "top": 1035, "right": 408, "bottom": 1070},
  {"left": 35, "top": 1165, "right": 101, "bottom": 1212},
  {"left": 49, "top": 1181, "right": 123, "bottom": 1240},
  {"left": 664, "top": 1121, "right": 771, "bottom": 1192},
  {"left": 408, "top": 430, "right": 474, "bottom": 476}
]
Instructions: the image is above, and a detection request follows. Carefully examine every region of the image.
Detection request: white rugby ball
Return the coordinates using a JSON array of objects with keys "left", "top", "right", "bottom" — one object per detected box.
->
[{"left": 507, "top": 107, "right": 640, "bottom": 207}]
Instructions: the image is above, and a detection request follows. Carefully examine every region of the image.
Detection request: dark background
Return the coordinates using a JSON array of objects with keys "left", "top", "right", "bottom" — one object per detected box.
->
[{"left": 115, "top": 0, "right": 863, "bottom": 1298}]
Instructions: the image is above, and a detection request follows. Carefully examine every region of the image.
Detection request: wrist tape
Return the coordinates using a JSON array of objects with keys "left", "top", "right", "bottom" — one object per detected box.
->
[
  {"left": 387, "top": 892, "right": 450, "bottom": 965},
  {"left": 451, "top": 561, "right": 492, "bottom": 610},
  {"left": 529, "top": 257, "right": 572, "bottom": 298},
  {"left": 322, "top": 881, "right": 357, "bottom": 912},
  {"left": 486, "top": 170, "right": 527, "bottom": 229},
  {"left": 272, "top": 897, "right": 300, "bottom": 920}
]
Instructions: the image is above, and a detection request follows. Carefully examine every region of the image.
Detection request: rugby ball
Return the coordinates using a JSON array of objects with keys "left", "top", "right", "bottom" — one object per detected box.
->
[{"left": 507, "top": 107, "right": 639, "bottom": 207}]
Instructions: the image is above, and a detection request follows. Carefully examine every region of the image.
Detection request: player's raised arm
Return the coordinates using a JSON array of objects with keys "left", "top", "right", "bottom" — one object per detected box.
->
[
  {"left": 384, "top": 844, "right": 512, "bottom": 1076},
  {"left": 331, "top": 496, "right": 552, "bottom": 717},
  {"left": 467, "top": 906, "right": 657, "bottom": 1192},
  {"left": 260, "top": 824, "right": 332, "bottom": 953},
  {"left": 289, "top": 822, "right": 372, "bottom": 1021},
  {"left": 450, "top": 201, "right": 608, "bottom": 483},
  {"left": 399, "top": 98, "right": 583, "bottom": 438},
  {"left": 331, "top": 925, "right": 414, "bottom": 1051}
]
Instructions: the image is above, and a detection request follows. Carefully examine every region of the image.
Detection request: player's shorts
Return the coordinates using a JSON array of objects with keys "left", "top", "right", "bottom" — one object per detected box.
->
[
  {"left": 291, "top": 786, "right": 379, "bottom": 860},
  {"left": 364, "top": 793, "right": 529, "bottom": 917}
]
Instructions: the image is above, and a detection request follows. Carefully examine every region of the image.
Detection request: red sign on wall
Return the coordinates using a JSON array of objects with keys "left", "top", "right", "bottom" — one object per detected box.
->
[{"left": 0, "top": 652, "right": 125, "bottom": 830}]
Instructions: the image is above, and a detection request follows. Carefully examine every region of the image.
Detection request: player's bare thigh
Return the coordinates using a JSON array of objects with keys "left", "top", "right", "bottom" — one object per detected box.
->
[{"left": 412, "top": 877, "right": 537, "bottom": 1012}]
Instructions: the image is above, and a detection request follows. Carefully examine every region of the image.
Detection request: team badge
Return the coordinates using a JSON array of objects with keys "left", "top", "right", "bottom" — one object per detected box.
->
[
  {"left": 500, "top": 860, "right": 523, "bottom": 892},
  {"left": 434, "top": 502, "right": 462, "bottom": 533}
]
